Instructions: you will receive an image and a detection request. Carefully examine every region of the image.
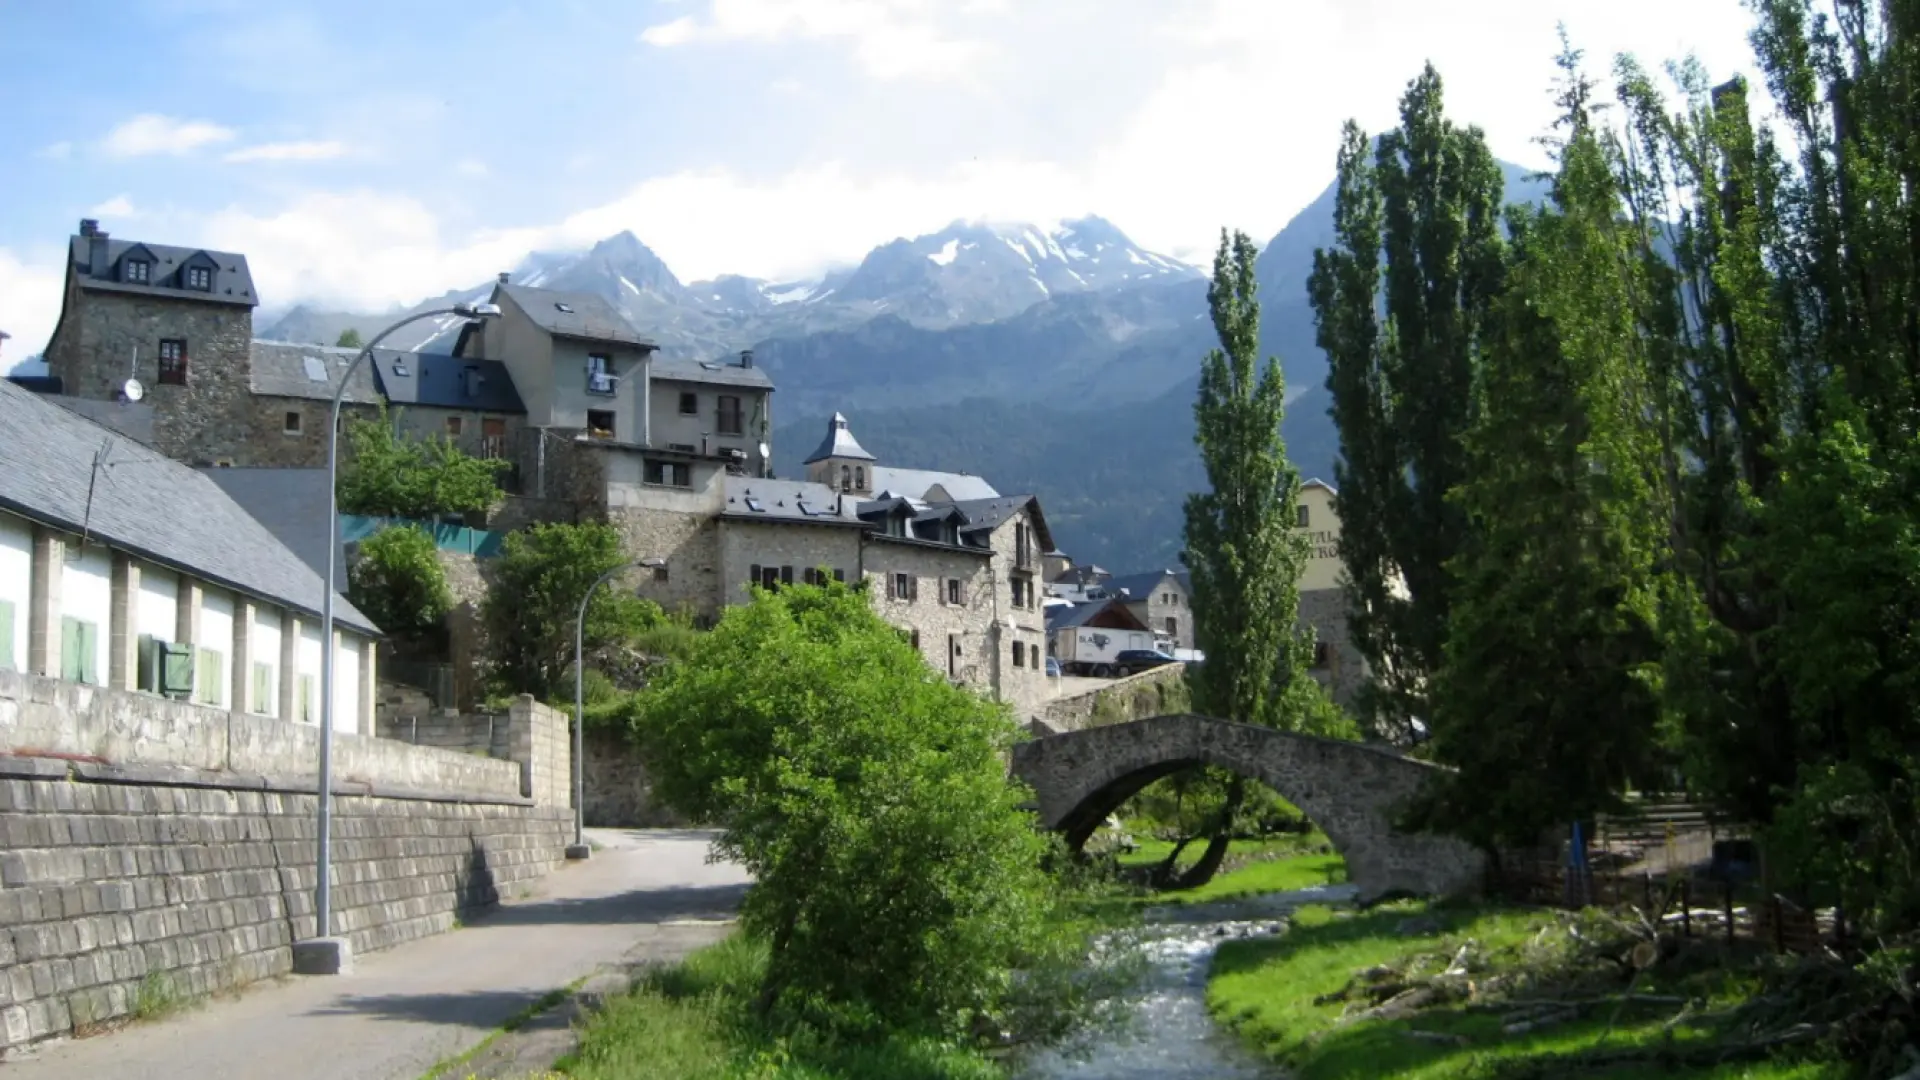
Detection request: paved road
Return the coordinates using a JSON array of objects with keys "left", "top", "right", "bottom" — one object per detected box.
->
[{"left": 2, "top": 829, "right": 750, "bottom": 1080}]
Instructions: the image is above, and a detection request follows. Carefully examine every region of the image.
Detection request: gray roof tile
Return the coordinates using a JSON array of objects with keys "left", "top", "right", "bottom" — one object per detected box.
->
[
  {"left": 195, "top": 468, "right": 351, "bottom": 586},
  {"left": 720, "top": 476, "right": 865, "bottom": 526},
  {"left": 0, "top": 381, "right": 377, "bottom": 634},
  {"left": 39, "top": 395, "right": 155, "bottom": 446},
  {"left": 67, "top": 233, "right": 259, "bottom": 307},
  {"left": 652, "top": 357, "right": 775, "bottom": 391},
  {"left": 947, "top": 494, "right": 1053, "bottom": 550},
  {"left": 803, "top": 412, "right": 876, "bottom": 464},
  {"left": 497, "top": 284, "right": 654, "bottom": 348},
  {"left": 870, "top": 466, "right": 998, "bottom": 501},
  {"left": 1105, "top": 569, "right": 1188, "bottom": 601},
  {"left": 368, "top": 349, "right": 525, "bottom": 413},
  {"left": 249, "top": 341, "right": 383, "bottom": 404}
]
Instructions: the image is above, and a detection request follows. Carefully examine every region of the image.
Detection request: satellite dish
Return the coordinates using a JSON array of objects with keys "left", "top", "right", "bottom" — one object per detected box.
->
[
  {"left": 757, "top": 442, "right": 770, "bottom": 460},
  {"left": 121, "top": 379, "right": 146, "bottom": 403}
]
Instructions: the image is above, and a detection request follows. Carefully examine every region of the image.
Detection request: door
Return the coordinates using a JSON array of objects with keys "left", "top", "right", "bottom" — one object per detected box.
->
[{"left": 480, "top": 417, "right": 506, "bottom": 459}]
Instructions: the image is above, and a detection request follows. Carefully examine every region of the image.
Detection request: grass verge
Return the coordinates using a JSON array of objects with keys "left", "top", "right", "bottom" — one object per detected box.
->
[
  {"left": 417, "top": 981, "right": 580, "bottom": 1080},
  {"left": 1207, "top": 900, "right": 1851, "bottom": 1080},
  {"left": 553, "top": 935, "right": 1001, "bottom": 1080}
]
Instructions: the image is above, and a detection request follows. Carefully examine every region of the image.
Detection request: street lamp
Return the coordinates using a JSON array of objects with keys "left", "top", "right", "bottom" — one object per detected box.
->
[
  {"left": 567, "top": 556, "right": 665, "bottom": 860},
  {"left": 292, "top": 301, "right": 502, "bottom": 978}
]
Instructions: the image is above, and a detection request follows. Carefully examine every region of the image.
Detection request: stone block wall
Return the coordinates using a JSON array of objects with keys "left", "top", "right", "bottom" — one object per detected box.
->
[
  {"left": 1297, "top": 587, "right": 1365, "bottom": 712},
  {"left": 1038, "top": 663, "right": 1190, "bottom": 733},
  {"left": 618, "top": 506, "right": 723, "bottom": 622},
  {"left": 0, "top": 757, "right": 570, "bottom": 1053},
  {"left": 372, "top": 691, "right": 572, "bottom": 811},
  {"left": 860, "top": 538, "right": 996, "bottom": 689},
  {"left": 239, "top": 396, "right": 379, "bottom": 468},
  {"left": 582, "top": 729, "right": 687, "bottom": 828},
  {"left": 510, "top": 697, "right": 572, "bottom": 811}
]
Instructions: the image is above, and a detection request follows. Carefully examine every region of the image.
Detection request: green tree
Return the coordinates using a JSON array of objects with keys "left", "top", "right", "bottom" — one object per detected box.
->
[
  {"left": 1307, "top": 65, "right": 1508, "bottom": 741},
  {"left": 629, "top": 578, "right": 1091, "bottom": 1039},
  {"left": 484, "top": 522, "right": 662, "bottom": 699},
  {"left": 346, "top": 525, "right": 453, "bottom": 646},
  {"left": 335, "top": 328, "right": 365, "bottom": 349},
  {"left": 337, "top": 404, "right": 505, "bottom": 518},
  {"left": 1173, "top": 230, "right": 1322, "bottom": 885},
  {"left": 1416, "top": 43, "right": 1667, "bottom": 850}
]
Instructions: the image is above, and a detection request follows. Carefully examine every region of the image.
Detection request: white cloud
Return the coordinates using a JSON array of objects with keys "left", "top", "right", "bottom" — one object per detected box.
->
[
  {"left": 36, "top": 142, "right": 72, "bottom": 160},
  {"left": 639, "top": 0, "right": 991, "bottom": 82},
  {"left": 99, "top": 114, "right": 237, "bottom": 158},
  {"left": 87, "top": 195, "right": 138, "bottom": 219},
  {"left": 454, "top": 159, "right": 490, "bottom": 178},
  {"left": 0, "top": 247, "right": 68, "bottom": 364},
  {"left": 223, "top": 140, "right": 351, "bottom": 163}
]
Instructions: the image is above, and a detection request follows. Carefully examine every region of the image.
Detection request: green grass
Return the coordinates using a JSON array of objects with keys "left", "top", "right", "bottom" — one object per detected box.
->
[
  {"left": 1113, "top": 835, "right": 1348, "bottom": 906},
  {"left": 1206, "top": 901, "right": 1848, "bottom": 1080},
  {"left": 555, "top": 935, "right": 999, "bottom": 1080}
]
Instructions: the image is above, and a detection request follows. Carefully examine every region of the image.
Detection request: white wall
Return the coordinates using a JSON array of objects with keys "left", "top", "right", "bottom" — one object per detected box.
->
[
  {"left": 333, "top": 632, "right": 361, "bottom": 734},
  {"left": 136, "top": 565, "right": 179, "bottom": 644},
  {"left": 197, "top": 588, "right": 234, "bottom": 708},
  {"left": 297, "top": 622, "right": 324, "bottom": 723},
  {"left": 61, "top": 544, "right": 112, "bottom": 685},
  {"left": 250, "top": 607, "right": 281, "bottom": 716},
  {"left": 0, "top": 513, "right": 30, "bottom": 672}
]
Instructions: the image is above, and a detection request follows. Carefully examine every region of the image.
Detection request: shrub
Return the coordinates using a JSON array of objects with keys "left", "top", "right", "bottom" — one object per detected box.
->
[
  {"left": 347, "top": 525, "right": 452, "bottom": 642},
  {"left": 484, "top": 521, "right": 664, "bottom": 699}
]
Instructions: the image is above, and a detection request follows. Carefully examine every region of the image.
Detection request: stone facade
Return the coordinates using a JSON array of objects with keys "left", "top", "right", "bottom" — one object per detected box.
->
[
  {"left": 980, "top": 510, "right": 1053, "bottom": 721},
  {"left": 238, "top": 395, "right": 380, "bottom": 468},
  {"left": 1298, "top": 586, "right": 1366, "bottom": 711},
  {"left": 581, "top": 730, "right": 687, "bottom": 828},
  {"left": 862, "top": 538, "right": 996, "bottom": 685},
  {"left": 1011, "top": 714, "right": 1486, "bottom": 903},
  {"left": 0, "top": 758, "right": 570, "bottom": 1053},
  {"left": 724, "top": 519, "right": 866, "bottom": 610},
  {"left": 1115, "top": 573, "right": 1192, "bottom": 651},
  {"left": 44, "top": 288, "right": 255, "bottom": 466},
  {"left": 620, "top": 508, "right": 724, "bottom": 622}
]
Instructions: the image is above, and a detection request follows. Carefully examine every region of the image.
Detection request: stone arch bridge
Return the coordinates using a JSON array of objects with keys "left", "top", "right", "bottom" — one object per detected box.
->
[{"left": 1011, "top": 714, "right": 1485, "bottom": 903}]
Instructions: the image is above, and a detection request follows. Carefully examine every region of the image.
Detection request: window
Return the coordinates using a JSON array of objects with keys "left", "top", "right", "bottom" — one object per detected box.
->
[
  {"left": 653, "top": 564, "right": 670, "bottom": 583},
  {"left": 59, "top": 616, "right": 98, "bottom": 684},
  {"left": 1165, "top": 617, "right": 1177, "bottom": 637},
  {"left": 252, "top": 662, "right": 274, "bottom": 716},
  {"left": 481, "top": 417, "right": 507, "bottom": 459},
  {"left": 804, "top": 567, "right": 843, "bottom": 587},
  {"left": 841, "top": 464, "right": 852, "bottom": 490},
  {"left": 299, "top": 674, "right": 317, "bottom": 723},
  {"left": 137, "top": 635, "right": 193, "bottom": 697},
  {"left": 644, "top": 459, "right": 691, "bottom": 487},
  {"left": 586, "top": 353, "right": 615, "bottom": 396},
  {"left": 717, "top": 394, "right": 744, "bottom": 436},
  {"left": 283, "top": 411, "right": 302, "bottom": 435},
  {"left": 1296, "top": 503, "right": 1311, "bottom": 528},
  {"left": 158, "top": 339, "right": 188, "bottom": 385},
  {"left": 124, "top": 259, "right": 151, "bottom": 284},
  {"left": 1312, "top": 642, "right": 1331, "bottom": 668},
  {"left": 948, "top": 633, "right": 958, "bottom": 677},
  {"left": 910, "top": 629, "right": 921, "bottom": 651},
  {"left": 946, "top": 578, "right": 963, "bottom": 605},
  {"left": 0, "top": 598, "right": 13, "bottom": 671},
  {"left": 185, "top": 265, "right": 212, "bottom": 290},
  {"left": 586, "top": 409, "right": 616, "bottom": 438},
  {"left": 854, "top": 466, "right": 865, "bottom": 490},
  {"left": 1014, "top": 523, "right": 1032, "bottom": 567},
  {"left": 1011, "top": 577, "right": 1029, "bottom": 609},
  {"left": 1012, "top": 641, "right": 1026, "bottom": 668},
  {"left": 193, "top": 647, "right": 225, "bottom": 707},
  {"left": 678, "top": 391, "right": 698, "bottom": 415},
  {"left": 891, "top": 573, "right": 917, "bottom": 601},
  {"left": 446, "top": 416, "right": 464, "bottom": 437}
]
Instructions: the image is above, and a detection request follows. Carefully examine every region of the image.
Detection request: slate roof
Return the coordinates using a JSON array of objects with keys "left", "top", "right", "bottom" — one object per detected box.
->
[
  {"left": 43, "top": 396, "right": 155, "bottom": 446},
  {"left": 1106, "top": 569, "right": 1188, "bottom": 601},
  {"left": 195, "top": 468, "right": 351, "bottom": 587},
  {"left": 1052, "top": 564, "right": 1110, "bottom": 586},
  {"left": 803, "top": 412, "right": 876, "bottom": 464},
  {"left": 870, "top": 466, "right": 998, "bottom": 502},
  {"left": 948, "top": 494, "right": 1053, "bottom": 550},
  {"left": 496, "top": 283, "right": 654, "bottom": 348},
  {"left": 1046, "top": 598, "right": 1149, "bottom": 633},
  {"left": 719, "top": 476, "right": 866, "bottom": 527},
  {"left": 67, "top": 232, "right": 258, "bottom": 307},
  {"left": 368, "top": 349, "right": 525, "bottom": 413},
  {"left": 652, "top": 356, "right": 775, "bottom": 391},
  {"left": 1302, "top": 477, "right": 1337, "bottom": 495},
  {"left": 249, "top": 341, "right": 383, "bottom": 404},
  {"left": 0, "top": 380, "right": 377, "bottom": 634}
]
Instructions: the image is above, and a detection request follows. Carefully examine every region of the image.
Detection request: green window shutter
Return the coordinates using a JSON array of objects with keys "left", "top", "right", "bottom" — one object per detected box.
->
[
  {"left": 0, "top": 598, "right": 15, "bottom": 671},
  {"left": 162, "top": 643, "right": 194, "bottom": 698},
  {"left": 60, "top": 617, "right": 80, "bottom": 681},
  {"left": 77, "top": 621, "right": 98, "bottom": 684},
  {"left": 252, "top": 662, "right": 272, "bottom": 715},
  {"left": 136, "top": 634, "right": 155, "bottom": 691},
  {"left": 194, "top": 649, "right": 225, "bottom": 706},
  {"left": 299, "top": 674, "right": 317, "bottom": 723}
]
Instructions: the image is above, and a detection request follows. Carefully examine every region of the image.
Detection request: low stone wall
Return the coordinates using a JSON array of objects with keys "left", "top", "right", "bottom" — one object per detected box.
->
[
  {"left": 1038, "top": 664, "right": 1190, "bottom": 733},
  {"left": 375, "top": 693, "right": 572, "bottom": 811},
  {"left": 583, "top": 730, "right": 687, "bottom": 829},
  {"left": 0, "top": 756, "right": 570, "bottom": 1052},
  {"left": 0, "top": 669, "right": 522, "bottom": 801}
]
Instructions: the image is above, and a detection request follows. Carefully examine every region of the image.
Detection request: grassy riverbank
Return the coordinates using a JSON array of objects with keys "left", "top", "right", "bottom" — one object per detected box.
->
[
  {"left": 1117, "top": 834, "right": 1347, "bottom": 904},
  {"left": 553, "top": 935, "right": 1001, "bottom": 1080},
  {"left": 1207, "top": 900, "right": 1851, "bottom": 1080}
]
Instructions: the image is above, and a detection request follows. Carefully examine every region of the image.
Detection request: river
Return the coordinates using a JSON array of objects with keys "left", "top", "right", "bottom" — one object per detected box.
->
[{"left": 1016, "top": 883, "right": 1361, "bottom": 1080}]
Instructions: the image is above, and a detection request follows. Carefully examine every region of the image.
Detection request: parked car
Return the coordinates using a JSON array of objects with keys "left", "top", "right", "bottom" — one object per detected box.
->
[
  {"left": 1112, "top": 649, "right": 1177, "bottom": 678},
  {"left": 1045, "top": 656, "right": 1062, "bottom": 678}
]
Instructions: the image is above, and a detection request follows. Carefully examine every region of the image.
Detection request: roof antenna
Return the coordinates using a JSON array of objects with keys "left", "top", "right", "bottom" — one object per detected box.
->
[{"left": 80, "top": 437, "right": 116, "bottom": 545}]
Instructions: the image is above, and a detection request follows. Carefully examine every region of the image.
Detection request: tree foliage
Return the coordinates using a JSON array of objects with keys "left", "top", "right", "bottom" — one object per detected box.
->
[
  {"left": 335, "top": 328, "right": 364, "bottom": 349},
  {"left": 628, "top": 579, "right": 1096, "bottom": 1039},
  {"left": 1307, "top": 65, "right": 1507, "bottom": 740},
  {"left": 483, "top": 521, "right": 664, "bottom": 700},
  {"left": 337, "top": 404, "right": 506, "bottom": 519},
  {"left": 346, "top": 525, "right": 453, "bottom": 645}
]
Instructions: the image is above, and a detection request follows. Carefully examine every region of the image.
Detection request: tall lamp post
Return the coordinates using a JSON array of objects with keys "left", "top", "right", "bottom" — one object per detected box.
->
[
  {"left": 291, "top": 302, "right": 502, "bottom": 977},
  {"left": 567, "top": 556, "right": 664, "bottom": 859}
]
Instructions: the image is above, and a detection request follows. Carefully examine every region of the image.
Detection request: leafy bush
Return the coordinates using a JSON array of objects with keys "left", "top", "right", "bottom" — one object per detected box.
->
[
  {"left": 337, "top": 404, "right": 505, "bottom": 518},
  {"left": 346, "top": 525, "right": 452, "bottom": 642},
  {"left": 484, "top": 521, "right": 665, "bottom": 699},
  {"left": 628, "top": 578, "right": 1101, "bottom": 1041}
]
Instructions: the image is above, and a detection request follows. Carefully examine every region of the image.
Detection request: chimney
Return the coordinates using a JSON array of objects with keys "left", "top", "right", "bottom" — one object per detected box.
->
[
  {"left": 497, "top": 272, "right": 510, "bottom": 284},
  {"left": 88, "top": 226, "right": 111, "bottom": 278},
  {"left": 79, "top": 218, "right": 99, "bottom": 238},
  {"left": 739, "top": 348, "right": 754, "bottom": 369}
]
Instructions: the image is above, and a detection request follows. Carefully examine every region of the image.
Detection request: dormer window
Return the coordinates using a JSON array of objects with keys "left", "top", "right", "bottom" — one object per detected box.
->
[
  {"left": 555, "top": 302, "right": 575, "bottom": 314},
  {"left": 185, "top": 265, "right": 212, "bottom": 290},
  {"left": 586, "top": 353, "right": 615, "bottom": 396},
  {"left": 124, "top": 259, "right": 151, "bottom": 284}
]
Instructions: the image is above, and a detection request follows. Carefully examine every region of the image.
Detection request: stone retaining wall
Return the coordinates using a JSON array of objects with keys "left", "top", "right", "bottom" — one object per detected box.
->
[
  {"left": 1038, "top": 664, "right": 1190, "bottom": 733},
  {"left": 0, "top": 757, "right": 570, "bottom": 1053},
  {"left": 582, "top": 729, "right": 686, "bottom": 829}
]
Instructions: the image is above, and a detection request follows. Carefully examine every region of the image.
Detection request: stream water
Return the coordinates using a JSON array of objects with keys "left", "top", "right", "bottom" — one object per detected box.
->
[{"left": 1016, "top": 883, "right": 1361, "bottom": 1080}]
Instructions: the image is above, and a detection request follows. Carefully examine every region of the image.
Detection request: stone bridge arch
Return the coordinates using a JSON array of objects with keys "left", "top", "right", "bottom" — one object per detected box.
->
[{"left": 1010, "top": 714, "right": 1485, "bottom": 903}]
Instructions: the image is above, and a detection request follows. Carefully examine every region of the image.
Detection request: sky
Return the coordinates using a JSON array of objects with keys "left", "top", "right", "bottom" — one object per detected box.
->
[{"left": 0, "top": 0, "right": 1764, "bottom": 369}]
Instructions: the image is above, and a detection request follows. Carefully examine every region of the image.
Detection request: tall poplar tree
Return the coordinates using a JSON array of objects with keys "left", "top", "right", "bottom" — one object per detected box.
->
[{"left": 1308, "top": 65, "right": 1507, "bottom": 740}]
